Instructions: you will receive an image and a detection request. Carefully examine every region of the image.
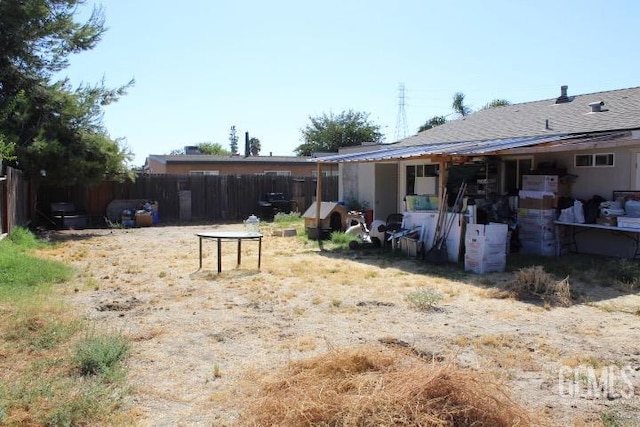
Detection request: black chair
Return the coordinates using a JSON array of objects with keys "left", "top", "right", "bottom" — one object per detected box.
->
[{"left": 384, "top": 213, "right": 404, "bottom": 249}]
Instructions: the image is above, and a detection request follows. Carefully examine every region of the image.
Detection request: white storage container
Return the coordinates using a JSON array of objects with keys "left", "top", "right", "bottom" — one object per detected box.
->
[
  {"left": 617, "top": 216, "right": 640, "bottom": 229},
  {"left": 522, "top": 175, "right": 558, "bottom": 192}
]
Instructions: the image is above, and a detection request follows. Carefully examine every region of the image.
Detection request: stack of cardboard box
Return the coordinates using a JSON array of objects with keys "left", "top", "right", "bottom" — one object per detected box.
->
[
  {"left": 464, "top": 223, "right": 509, "bottom": 274},
  {"left": 518, "top": 175, "right": 559, "bottom": 256}
]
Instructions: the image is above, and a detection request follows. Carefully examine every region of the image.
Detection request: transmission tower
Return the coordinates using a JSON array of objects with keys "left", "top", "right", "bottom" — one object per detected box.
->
[{"left": 394, "top": 83, "right": 409, "bottom": 141}]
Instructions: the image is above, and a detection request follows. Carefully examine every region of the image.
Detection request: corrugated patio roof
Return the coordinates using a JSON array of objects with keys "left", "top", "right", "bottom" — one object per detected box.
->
[
  {"left": 311, "top": 134, "right": 575, "bottom": 163},
  {"left": 311, "top": 132, "right": 630, "bottom": 163}
]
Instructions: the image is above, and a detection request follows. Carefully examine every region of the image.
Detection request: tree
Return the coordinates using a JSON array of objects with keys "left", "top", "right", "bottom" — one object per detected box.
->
[
  {"left": 197, "top": 142, "right": 230, "bottom": 155},
  {"left": 0, "top": 0, "right": 134, "bottom": 186},
  {"left": 295, "top": 110, "right": 383, "bottom": 156},
  {"left": 480, "top": 99, "right": 512, "bottom": 110},
  {"left": 452, "top": 92, "right": 472, "bottom": 117},
  {"left": 229, "top": 126, "right": 239, "bottom": 154},
  {"left": 418, "top": 115, "right": 447, "bottom": 132},
  {"left": 249, "top": 137, "right": 261, "bottom": 156}
]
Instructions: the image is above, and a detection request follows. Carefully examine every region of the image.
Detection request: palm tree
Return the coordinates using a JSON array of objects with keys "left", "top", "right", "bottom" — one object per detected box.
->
[{"left": 452, "top": 92, "right": 472, "bottom": 117}]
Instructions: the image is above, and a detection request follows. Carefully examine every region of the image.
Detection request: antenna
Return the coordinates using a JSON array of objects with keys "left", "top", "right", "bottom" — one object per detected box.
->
[{"left": 394, "top": 83, "right": 408, "bottom": 141}]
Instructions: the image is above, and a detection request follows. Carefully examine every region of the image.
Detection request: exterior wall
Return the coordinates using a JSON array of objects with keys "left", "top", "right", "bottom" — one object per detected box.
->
[
  {"left": 147, "top": 158, "right": 168, "bottom": 174},
  {"left": 338, "top": 163, "right": 374, "bottom": 209},
  {"left": 358, "top": 163, "right": 375, "bottom": 210},
  {"left": 534, "top": 143, "right": 640, "bottom": 200},
  {"left": 151, "top": 161, "right": 317, "bottom": 176}
]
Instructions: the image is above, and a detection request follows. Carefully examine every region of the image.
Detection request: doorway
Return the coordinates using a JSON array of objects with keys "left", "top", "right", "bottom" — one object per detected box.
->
[
  {"left": 502, "top": 157, "right": 533, "bottom": 194},
  {"left": 374, "top": 163, "right": 399, "bottom": 220}
]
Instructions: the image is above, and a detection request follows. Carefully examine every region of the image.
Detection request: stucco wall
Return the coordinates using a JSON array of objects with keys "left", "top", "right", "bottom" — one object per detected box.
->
[{"left": 534, "top": 144, "right": 640, "bottom": 200}]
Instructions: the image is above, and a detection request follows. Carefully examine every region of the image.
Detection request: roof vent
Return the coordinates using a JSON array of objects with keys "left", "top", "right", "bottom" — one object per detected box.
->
[
  {"left": 588, "top": 101, "right": 604, "bottom": 113},
  {"left": 555, "top": 85, "right": 570, "bottom": 104}
]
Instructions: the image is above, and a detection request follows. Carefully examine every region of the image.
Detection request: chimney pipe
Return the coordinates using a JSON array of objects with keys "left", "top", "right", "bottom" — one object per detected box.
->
[
  {"left": 244, "top": 132, "right": 250, "bottom": 157},
  {"left": 555, "top": 85, "right": 570, "bottom": 104}
]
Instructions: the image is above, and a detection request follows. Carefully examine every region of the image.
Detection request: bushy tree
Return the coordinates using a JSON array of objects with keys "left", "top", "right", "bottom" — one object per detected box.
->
[
  {"left": 196, "top": 142, "right": 230, "bottom": 155},
  {"left": 480, "top": 98, "right": 512, "bottom": 110},
  {"left": 0, "top": 0, "right": 134, "bottom": 185},
  {"left": 249, "top": 137, "right": 261, "bottom": 156},
  {"left": 418, "top": 115, "right": 447, "bottom": 132},
  {"left": 295, "top": 110, "right": 383, "bottom": 156}
]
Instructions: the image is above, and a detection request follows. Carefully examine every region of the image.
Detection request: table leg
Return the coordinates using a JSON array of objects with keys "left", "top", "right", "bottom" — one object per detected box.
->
[
  {"left": 199, "top": 236, "right": 203, "bottom": 269},
  {"left": 217, "top": 238, "right": 222, "bottom": 273},
  {"left": 237, "top": 239, "right": 242, "bottom": 266},
  {"left": 258, "top": 237, "right": 262, "bottom": 269}
]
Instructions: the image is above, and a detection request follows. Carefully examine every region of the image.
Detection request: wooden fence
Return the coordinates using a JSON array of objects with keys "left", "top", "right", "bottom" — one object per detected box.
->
[
  {"left": 38, "top": 174, "right": 338, "bottom": 226},
  {"left": 1, "top": 166, "right": 29, "bottom": 235}
]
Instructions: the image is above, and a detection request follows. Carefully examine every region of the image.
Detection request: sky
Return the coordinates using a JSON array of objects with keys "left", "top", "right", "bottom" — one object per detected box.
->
[{"left": 60, "top": 0, "right": 640, "bottom": 166}]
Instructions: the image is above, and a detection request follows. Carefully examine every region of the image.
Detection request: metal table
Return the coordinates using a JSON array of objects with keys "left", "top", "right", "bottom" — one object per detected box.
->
[
  {"left": 554, "top": 221, "right": 640, "bottom": 259},
  {"left": 197, "top": 231, "right": 263, "bottom": 273}
]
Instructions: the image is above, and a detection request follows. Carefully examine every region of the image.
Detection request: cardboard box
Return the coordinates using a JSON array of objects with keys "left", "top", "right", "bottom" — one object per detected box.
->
[
  {"left": 596, "top": 216, "right": 618, "bottom": 227},
  {"left": 518, "top": 191, "right": 557, "bottom": 210},
  {"left": 522, "top": 175, "right": 558, "bottom": 192},
  {"left": 517, "top": 208, "right": 556, "bottom": 219},
  {"left": 135, "top": 212, "right": 153, "bottom": 227},
  {"left": 465, "top": 223, "right": 509, "bottom": 256},
  {"left": 464, "top": 253, "right": 507, "bottom": 274},
  {"left": 518, "top": 224, "right": 555, "bottom": 241},
  {"left": 520, "top": 238, "right": 557, "bottom": 256}
]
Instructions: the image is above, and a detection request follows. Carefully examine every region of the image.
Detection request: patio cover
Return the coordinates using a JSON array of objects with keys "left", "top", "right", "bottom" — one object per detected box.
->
[{"left": 310, "top": 133, "right": 627, "bottom": 164}]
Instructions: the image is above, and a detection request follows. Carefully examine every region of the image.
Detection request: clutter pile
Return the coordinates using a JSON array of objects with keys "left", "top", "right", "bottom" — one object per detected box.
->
[
  {"left": 518, "top": 175, "right": 563, "bottom": 256},
  {"left": 464, "top": 223, "right": 508, "bottom": 274}
]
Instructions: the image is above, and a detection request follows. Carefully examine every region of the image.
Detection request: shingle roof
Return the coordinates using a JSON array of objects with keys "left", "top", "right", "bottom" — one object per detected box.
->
[{"left": 397, "top": 86, "right": 640, "bottom": 147}]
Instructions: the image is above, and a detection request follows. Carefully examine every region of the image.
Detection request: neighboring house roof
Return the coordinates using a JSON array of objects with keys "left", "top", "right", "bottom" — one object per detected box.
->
[
  {"left": 148, "top": 155, "right": 312, "bottom": 164},
  {"left": 397, "top": 86, "right": 640, "bottom": 147}
]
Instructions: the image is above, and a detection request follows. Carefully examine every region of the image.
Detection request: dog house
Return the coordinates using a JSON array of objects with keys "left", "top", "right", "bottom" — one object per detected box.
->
[{"left": 302, "top": 202, "right": 348, "bottom": 240}]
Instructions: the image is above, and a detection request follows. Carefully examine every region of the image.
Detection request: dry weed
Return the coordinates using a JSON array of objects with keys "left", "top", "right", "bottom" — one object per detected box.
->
[
  {"left": 239, "top": 345, "right": 531, "bottom": 426},
  {"left": 508, "top": 266, "right": 572, "bottom": 307}
]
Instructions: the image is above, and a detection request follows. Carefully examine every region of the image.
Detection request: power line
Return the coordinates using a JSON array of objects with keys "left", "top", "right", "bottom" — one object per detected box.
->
[{"left": 394, "top": 83, "right": 409, "bottom": 141}]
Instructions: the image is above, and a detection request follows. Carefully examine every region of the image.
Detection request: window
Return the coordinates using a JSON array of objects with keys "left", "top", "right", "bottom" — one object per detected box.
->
[
  {"left": 406, "top": 164, "right": 438, "bottom": 194},
  {"left": 190, "top": 170, "right": 219, "bottom": 175},
  {"left": 575, "top": 153, "right": 614, "bottom": 168},
  {"left": 312, "top": 170, "right": 339, "bottom": 177},
  {"left": 264, "top": 170, "right": 291, "bottom": 176}
]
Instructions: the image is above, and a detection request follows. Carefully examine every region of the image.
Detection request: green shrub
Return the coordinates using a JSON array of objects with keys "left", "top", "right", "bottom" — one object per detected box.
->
[
  {"left": 405, "top": 288, "right": 443, "bottom": 311},
  {"left": 0, "top": 232, "right": 72, "bottom": 299},
  {"left": 74, "top": 330, "right": 130, "bottom": 379},
  {"left": 7, "top": 227, "right": 46, "bottom": 250},
  {"left": 274, "top": 211, "right": 302, "bottom": 225}
]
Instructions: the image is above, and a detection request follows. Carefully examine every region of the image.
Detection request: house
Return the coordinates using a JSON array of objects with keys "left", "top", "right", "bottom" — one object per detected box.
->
[
  {"left": 145, "top": 153, "right": 338, "bottom": 177},
  {"left": 314, "top": 85, "right": 640, "bottom": 259}
]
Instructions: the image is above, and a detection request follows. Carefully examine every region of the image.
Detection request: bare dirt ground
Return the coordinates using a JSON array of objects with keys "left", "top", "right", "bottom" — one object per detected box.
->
[{"left": 39, "top": 223, "right": 640, "bottom": 426}]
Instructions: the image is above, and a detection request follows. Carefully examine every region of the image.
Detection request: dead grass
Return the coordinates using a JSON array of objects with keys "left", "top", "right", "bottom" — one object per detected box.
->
[
  {"left": 506, "top": 266, "right": 572, "bottom": 307},
  {"left": 239, "top": 345, "right": 532, "bottom": 427}
]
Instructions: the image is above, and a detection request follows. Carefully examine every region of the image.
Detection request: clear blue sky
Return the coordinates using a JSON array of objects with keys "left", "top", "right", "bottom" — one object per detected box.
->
[{"left": 62, "top": 0, "right": 640, "bottom": 166}]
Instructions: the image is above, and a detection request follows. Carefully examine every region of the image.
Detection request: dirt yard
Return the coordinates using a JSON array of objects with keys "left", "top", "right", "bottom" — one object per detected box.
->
[{"left": 40, "top": 223, "right": 640, "bottom": 426}]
